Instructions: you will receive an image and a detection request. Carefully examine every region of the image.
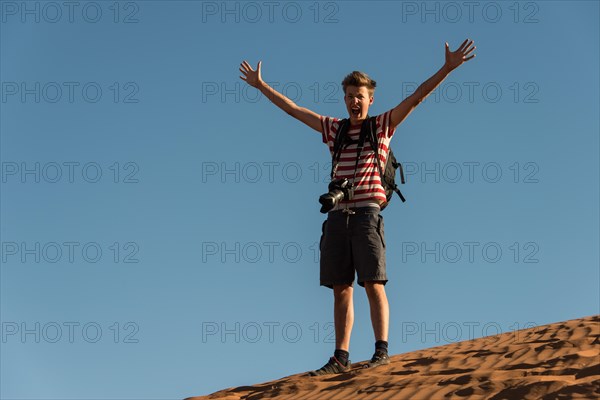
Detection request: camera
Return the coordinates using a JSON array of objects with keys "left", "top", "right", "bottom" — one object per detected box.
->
[{"left": 318, "top": 178, "right": 353, "bottom": 213}]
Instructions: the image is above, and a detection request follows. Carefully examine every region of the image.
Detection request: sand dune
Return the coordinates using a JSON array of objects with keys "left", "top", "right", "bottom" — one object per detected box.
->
[{"left": 186, "top": 315, "right": 599, "bottom": 400}]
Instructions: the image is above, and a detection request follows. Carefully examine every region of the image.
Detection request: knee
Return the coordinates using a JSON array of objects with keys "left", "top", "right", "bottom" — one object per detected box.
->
[
  {"left": 364, "top": 281, "right": 386, "bottom": 297},
  {"left": 333, "top": 284, "right": 353, "bottom": 300}
]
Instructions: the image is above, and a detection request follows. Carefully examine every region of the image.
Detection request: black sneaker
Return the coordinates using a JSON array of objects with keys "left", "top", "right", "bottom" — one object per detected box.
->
[
  {"left": 308, "top": 356, "right": 351, "bottom": 376},
  {"left": 366, "top": 351, "right": 390, "bottom": 368}
]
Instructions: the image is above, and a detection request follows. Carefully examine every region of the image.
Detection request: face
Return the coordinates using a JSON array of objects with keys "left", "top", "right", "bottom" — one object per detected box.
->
[{"left": 345, "top": 85, "right": 374, "bottom": 124}]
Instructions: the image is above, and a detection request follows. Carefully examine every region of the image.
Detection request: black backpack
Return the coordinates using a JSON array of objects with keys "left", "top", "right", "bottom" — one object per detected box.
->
[{"left": 331, "top": 116, "right": 406, "bottom": 209}]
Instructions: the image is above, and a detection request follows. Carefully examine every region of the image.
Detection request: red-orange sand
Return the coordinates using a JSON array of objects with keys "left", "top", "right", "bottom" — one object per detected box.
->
[{"left": 186, "top": 315, "right": 599, "bottom": 400}]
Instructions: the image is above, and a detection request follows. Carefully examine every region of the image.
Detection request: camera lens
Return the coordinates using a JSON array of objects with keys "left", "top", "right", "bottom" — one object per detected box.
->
[
  {"left": 319, "top": 189, "right": 345, "bottom": 213},
  {"left": 318, "top": 179, "right": 352, "bottom": 213}
]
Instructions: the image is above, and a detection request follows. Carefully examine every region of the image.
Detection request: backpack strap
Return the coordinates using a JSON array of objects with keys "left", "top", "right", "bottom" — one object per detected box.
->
[
  {"left": 330, "top": 119, "right": 349, "bottom": 179},
  {"left": 368, "top": 117, "right": 406, "bottom": 203},
  {"left": 330, "top": 118, "right": 369, "bottom": 181},
  {"left": 352, "top": 119, "right": 370, "bottom": 184}
]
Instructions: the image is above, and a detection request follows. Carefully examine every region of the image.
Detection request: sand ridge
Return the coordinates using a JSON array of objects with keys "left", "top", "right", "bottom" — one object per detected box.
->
[{"left": 186, "top": 315, "right": 600, "bottom": 399}]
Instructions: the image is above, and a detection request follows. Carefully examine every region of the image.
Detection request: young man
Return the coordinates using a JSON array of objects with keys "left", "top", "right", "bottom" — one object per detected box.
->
[{"left": 239, "top": 39, "right": 476, "bottom": 375}]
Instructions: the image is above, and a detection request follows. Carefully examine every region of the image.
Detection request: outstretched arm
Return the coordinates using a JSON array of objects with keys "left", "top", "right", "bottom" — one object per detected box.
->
[
  {"left": 390, "top": 39, "right": 476, "bottom": 128},
  {"left": 239, "top": 60, "right": 323, "bottom": 134}
]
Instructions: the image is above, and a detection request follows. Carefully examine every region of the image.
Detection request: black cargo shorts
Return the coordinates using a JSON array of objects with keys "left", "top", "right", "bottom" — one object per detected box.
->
[{"left": 319, "top": 206, "right": 387, "bottom": 288}]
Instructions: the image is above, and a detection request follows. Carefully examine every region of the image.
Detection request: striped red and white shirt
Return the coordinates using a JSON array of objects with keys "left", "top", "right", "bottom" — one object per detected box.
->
[{"left": 321, "top": 109, "right": 397, "bottom": 209}]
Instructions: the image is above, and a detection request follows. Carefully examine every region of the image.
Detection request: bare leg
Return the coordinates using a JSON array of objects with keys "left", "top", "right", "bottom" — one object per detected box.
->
[
  {"left": 364, "top": 281, "right": 389, "bottom": 342},
  {"left": 333, "top": 284, "right": 354, "bottom": 351}
]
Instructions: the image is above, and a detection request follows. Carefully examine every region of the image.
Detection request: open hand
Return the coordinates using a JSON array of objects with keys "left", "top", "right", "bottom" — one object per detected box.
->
[
  {"left": 239, "top": 60, "right": 262, "bottom": 88},
  {"left": 445, "top": 39, "right": 476, "bottom": 71}
]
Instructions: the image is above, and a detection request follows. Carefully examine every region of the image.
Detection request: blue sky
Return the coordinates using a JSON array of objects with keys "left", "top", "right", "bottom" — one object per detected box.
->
[{"left": 1, "top": 1, "right": 598, "bottom": 398}]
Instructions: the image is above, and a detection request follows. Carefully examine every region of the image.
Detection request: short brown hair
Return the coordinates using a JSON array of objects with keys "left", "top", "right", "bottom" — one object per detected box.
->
[{"left": 341, "top": 71, "right": 376, "bottom": 96}]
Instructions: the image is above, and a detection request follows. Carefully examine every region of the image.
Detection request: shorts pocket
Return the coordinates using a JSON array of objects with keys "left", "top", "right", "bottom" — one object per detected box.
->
[
  {"left": 319, "top": 220, "right": 327, "bottom": 252},
  {"left": 377, "top": 215, "right": 386, "bottom": 249}
]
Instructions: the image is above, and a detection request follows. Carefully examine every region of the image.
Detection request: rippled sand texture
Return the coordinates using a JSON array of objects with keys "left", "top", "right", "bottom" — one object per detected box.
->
[{"left": 186, "top": 314, "right": 600, "bottom": 400}]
